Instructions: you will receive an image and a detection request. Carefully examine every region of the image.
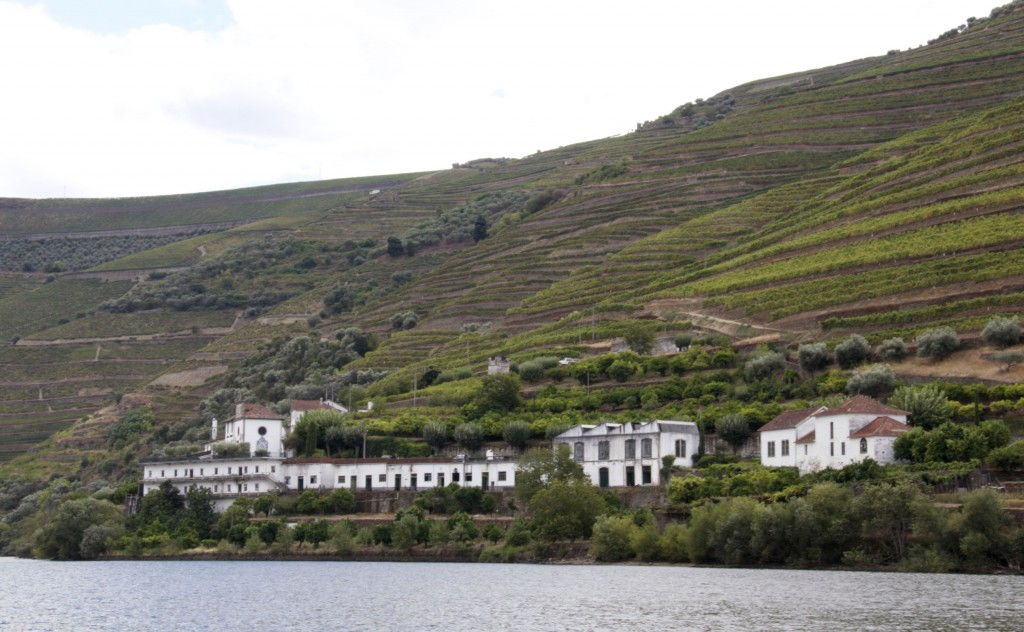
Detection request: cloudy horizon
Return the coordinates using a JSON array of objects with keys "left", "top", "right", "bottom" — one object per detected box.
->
[{"left": 0, "top": 0, "right": 1003, "bottom": 199}]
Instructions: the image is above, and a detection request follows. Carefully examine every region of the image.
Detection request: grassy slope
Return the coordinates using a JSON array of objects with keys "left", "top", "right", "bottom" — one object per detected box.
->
[{"left": 5, "top": 5, "right": 1024, "bottom": 471}]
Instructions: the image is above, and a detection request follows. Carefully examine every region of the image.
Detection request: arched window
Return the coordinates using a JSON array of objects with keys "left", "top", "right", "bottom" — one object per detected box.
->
[
  {"left": 641, "top": 438, "right": 652, "bottom": 458},
  {"left": 573, "top": 442, "right": 584, "bottom": 461},
  {"left": 598, "top": 441, "right": 609, "bottom": 460},
  {"left": 859, "top": 438, "right": 868, "bottom": 454}
]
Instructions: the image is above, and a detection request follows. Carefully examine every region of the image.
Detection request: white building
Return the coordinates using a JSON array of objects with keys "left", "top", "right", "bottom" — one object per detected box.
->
[
  {"left": 554, "top": 420, "right": 700, "bottom": 487},
  {"left": 758, "top": 395, "right": 911, "bottom": 474},
  {"left": 210, "top": 403, "right": 288, "bottom": 458},
  {"left": 487, "top": 356, "right": 511, "bottom": 375}
]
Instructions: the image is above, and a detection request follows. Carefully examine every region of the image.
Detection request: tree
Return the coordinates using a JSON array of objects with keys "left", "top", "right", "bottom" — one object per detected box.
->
[
  {"left": 473, "top": 373, "right": 522, "bottom": 413},
  {"left": 515, "top": 444, "right": 586, "bottom": 504},
  {"left": 888, "top": 384, "right": 951, "bottom": 429},
  {"left": 502, "top": 420, "right": 531, "bottom": 450},
  {"left": 472, "top": 215, "right": 488, "bottom": 242},
  {"left": 989, "top": 351, "right": 1024, "bottom": 372},
  {"left": 528, "top": 480, "right": 606, "bottom": 540},
  {"left": 386, "top": 236, "right": 404, "bottom": 257},
  {"left": 34, "top": 498, "right": 123, "bottom": 560},
  {"left": 184, "top": 486, "right": 217, "bottom": 539},
  {"left": 876, "top": 337, "right": 908, "bottom": 362},
  {"left": 916, "top": 327, "right": 959, "bottom": 360},
  {"left": 846, "top": 364, "right": 896, "bottom": 397},
  {"left": 590, "top": 515, "right": 637, "bottom": 562},
  {"left": 835, "top": 334, "right": 870, "bottom": 369},
  {"left": 798, "top": 343, "right": 830, "bottom": 373},
  {"left": 981, "top": 315, "right": 1021, "bottom": 348},
  {"left": 623, "top": 325, "right": 654, "bottom": 354},
  {"left": 422, "top": 422, "right": 449, "bottom": 452},
  {"left": 107, "top": 406, "right": 154, "bottom": 448},
  {"left": 607, "top": 358, "right": 640, "bottom": 382},
  {"left": 453, "top": 423, "right": 484, "bottom": 451},
  {"left": 716, "top": 414, "right": 751, "bottom": 453},
  {"left": 744, "top": 351, "right": 784, "bottom": 380}
]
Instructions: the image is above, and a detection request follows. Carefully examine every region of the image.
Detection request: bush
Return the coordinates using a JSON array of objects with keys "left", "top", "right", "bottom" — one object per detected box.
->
[
  {"left": 916, "top": 327, "right": 959, "bottom": 360},
  {"left": 798, "top": 343, "right": 829, "bottom": 373},
  {"left": 846, "top": 364, "right": 895, "bottom": 397},
  {"left": 528, "top": 480, "right": 606, "bottom": 540},
  {"left": 390, "top": 311, "right": 418, "bottom": 330},
  {"left": 876, "top": 337, "right": 908, "bottom": 362},
  {"left": 473, "top": 373, "right": 522, "bottom": 413},
  {"left": 453, "top": 423, "right": 485, "bottom": 451},
  {"left": 674, "top": 334, "right": 692, "bottom": 350},
  {"left": 989, "top": 351, "right": 1024, "bottom": 371},
  {"left": 422, "top": 422, "right": 449, "bottom": 452},
  {"left": 107, "top": 407, "right": 154, "bottom": 448},
  {"left": 888, "top": 385, "right": 952, "bottom": 429},
  {"left": 744, "top": 352, "right": 784, "bottom": 380},
  {"left": 623, "top": 326, "right": 654, "bottom": 354},
  {"left": 987, "top": 441, "right": 1024, "bottom": 470},
  {"left": 835, "top": 334, "right": 870, "bottom": 369},
  {"left": 716, "top": 414, "right": 751, "bottom": 453},
  {"left": 607, "top": 358, "right": 641, "bottom": 382},
  {"left": 518, "top": 357, "right": 558, "bottom": 383},
  {"left": 502, "top": 421, "right": 531, "bottom": 450},
  {"left": 981, "top": 316, "right": 1021, "bottom": 348},
  {"left": 590, "top": 515, "right": 637, "bottom": 562}
]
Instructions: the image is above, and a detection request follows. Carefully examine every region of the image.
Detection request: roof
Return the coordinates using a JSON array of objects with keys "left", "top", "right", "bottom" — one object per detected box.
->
[
  {"left": 237, "top": 403, "right": 284, "bottom": 420},
  {"left": 758, "top": 407, "right": 822, "bottom": 432},
  {"left": 291, "top": 400, "right": 332, "bottom": 412},
  {"left": 813, "top": 395, "right": 909, "bottom": 418},
  {"left": 796, "top": 430, "right": 816, "bottom": 444},
  {"left": 555, "top": 420, "right": 698, "bottom": 439},
  {"left": 849, "top": 416, "right": 911, "bottom": 439},
  {"left": 284, "top": 457, "right": 471, "bottom": 465}
]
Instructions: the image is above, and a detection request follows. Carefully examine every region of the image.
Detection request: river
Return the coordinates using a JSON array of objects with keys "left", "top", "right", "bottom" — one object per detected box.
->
[{"left": 0, "top": 558, "right": 1021, "bottom": 631}]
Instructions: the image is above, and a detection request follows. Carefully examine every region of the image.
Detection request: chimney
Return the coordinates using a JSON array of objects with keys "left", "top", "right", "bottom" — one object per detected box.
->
[
  {"left": 210, "top": 417, "right": 218, "bottom": 441},
  {"left": 235, "top": 402, "right": 245, "bottom": 419}
]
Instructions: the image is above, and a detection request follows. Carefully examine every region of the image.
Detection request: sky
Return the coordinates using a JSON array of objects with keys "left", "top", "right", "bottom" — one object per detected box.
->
[{"left": 0, "top": 0, "right": 1004, "bottom": 198}]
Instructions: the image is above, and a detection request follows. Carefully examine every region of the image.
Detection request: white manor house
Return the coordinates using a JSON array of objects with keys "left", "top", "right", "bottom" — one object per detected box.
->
[{"left": 757, "top": 395, "right": 912, "bottom": 473}]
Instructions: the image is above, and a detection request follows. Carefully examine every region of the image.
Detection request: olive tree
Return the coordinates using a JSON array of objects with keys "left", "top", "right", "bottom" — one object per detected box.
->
[
  {"left": 981, "top": 316, "right": 1021, "bottom": 348},
  {"left": 916, "top": 327, "right": 959, "bottom": 360},
  {"left": 716, "top": 414, "right": 751, "bottom": 453},
  {"left": 502, "top": 420, "right": 531, "bottom": 450},
  {"left": 453, "top": 422, "right": 484, "bottom": 451},
  {"left": 422, "top": 421, "right": 449, "bottom": 452},
  {"left": 846, "top": 364, "right": 896, "bottom": 398},
  {"left": 798, "top": 343, "right": 830, "bottom": 373},
  {"left": 834, "top": 334, "right": 870, "bottom": 369},
  {"left": 876, "top": 337, "right": 908, "bottom": 362}
]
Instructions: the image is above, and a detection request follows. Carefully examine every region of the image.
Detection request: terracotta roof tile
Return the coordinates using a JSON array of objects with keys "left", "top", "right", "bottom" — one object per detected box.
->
[
  {"left": 238, "top": 403, "right": 284, "bottom": 420},
  {"left": 758, "top": 407, "right": 820, "bottom": 432},
  {"left": 796, "top": 429, "right": 816, "bottom": 444},
  {"left": 849, "top": 416, "right": 910, "bottom": 439},
  {"left": 290, "top": 400, "right": 331, "bottom": 411},
  {"left": 813, "top": 395, "right": 909, "bottom": 418}
]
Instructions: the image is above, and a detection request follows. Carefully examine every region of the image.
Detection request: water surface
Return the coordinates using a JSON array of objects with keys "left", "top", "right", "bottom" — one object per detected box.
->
[{"left": 0, "top": 558, "right": 1020, "bottom": 631}]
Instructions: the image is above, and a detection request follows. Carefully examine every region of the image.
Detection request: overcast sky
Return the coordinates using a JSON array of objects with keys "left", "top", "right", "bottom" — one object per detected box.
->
[{"left": 0, "top": 0, "right": 1002, "bottom": 199}]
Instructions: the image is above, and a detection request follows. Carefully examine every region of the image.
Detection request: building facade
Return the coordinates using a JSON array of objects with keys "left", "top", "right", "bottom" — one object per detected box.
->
[
  {"left": 553, "top": 420, "right": 700, "bottom": 487},
  {"left": 758, "top": 395, "right": 911, "bottom": 473}
]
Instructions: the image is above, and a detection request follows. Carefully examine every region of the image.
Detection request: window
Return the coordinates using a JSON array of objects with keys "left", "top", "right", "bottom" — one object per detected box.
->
[
  {"left": 841, "top": 442, "right": 846, "bottom": 456},
  {"left": 767, "top": 441, "right": 776, "bottom": 457},
  {"left": 214, "top": 467, "right": 219, "bottom": 475},
  {"left": 255, "top": 484, "right": 260, "bottom": 492},
  {"left": 781, "top": 440, "right": 790, "bottom": 457},
  {"left": 378, "top": 474, "right": 386, "bottom": 482},
  {"left": 465, "top": 472, "right": 473, "bottom": 482},
  {"left": 310, "top": 475, "right": 317, "bottom": 485},
  {"left": 675, "top": 440, "right": 687, "bottom": 458},
  {"left": 199, "top": 469, "right": 204, "bottom": 476},
  {"left": 160, "top": 470, "right": 165, "bottom": 477},
  {"left": 214, "top": 485, "right": 219, "bottom": 492},
  {"left": 424, "top": 473, "right": 432, "bottom": 482},
  {"left": 270, "top": 466, "right": 276, "bottom": 473},
  {"left": 227, "top": 467, "right": 232, "bottom": 475},
  {"left": 641, "top": 465, "right": 652, "bottom": 485},
  {"left": 830, "top": 422, "right": 834, "bottom": 439},
  {"left": 598, "top": 441, "right": 609, "bottom": 460},
  {"left": 498, "top": 471, "right": 507, "bottom": 481},
  {"left": 641, "top": 438, "right": 652, "bottom": 458},
  {"left": 242, "top": 484, "right": 247, "bottom": 492},
  {"left": 573, "top": 442, "right": 584, "bottom": 461},
  {"left": 284, "top": 476, "right": 291, "bottom": 486},
  {"left": 147, "top": 470, "right": 152, "bottom": 478},
  {"left": 860, "top": 438, "right": 868, "bottom": 454},
  {"left": 804, "top": 445, "right": 808, "bottom": 455},
  {"left": 625, "top": 439, "right": 636, "bottom": 459},
  {"left": 337, "top": 475, "right": 345, "bottom": 484},
  {"left": 830, "top": 443, "right": 834, "bottom": 456},
  {"left": 227, "top": 484, "right": 232, "bottom": 492},
  {"left": 174, "top": 469, "right": 178, "bottom": 477},
  {"left": 255, "top": 466, "right": 259, "bottom": 473}
]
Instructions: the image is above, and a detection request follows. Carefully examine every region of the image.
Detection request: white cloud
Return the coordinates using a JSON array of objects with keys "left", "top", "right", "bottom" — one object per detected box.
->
[{"left": 0, "top": 0, "right": 1001, "bottom": 197}]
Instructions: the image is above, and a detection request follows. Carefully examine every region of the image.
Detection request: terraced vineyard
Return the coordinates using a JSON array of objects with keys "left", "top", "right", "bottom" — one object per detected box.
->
[{"left": 5, "top": 2, "right": 1024, "bottom": 470}]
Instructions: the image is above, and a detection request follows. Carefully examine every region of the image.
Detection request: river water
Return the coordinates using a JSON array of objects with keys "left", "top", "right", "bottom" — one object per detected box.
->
[{"left": 0, "top": 557, "right": 1021, "bottom": 631}]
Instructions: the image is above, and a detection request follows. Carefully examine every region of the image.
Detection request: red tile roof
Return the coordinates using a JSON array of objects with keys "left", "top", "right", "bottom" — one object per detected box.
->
[
  {"left": 290, "top": 399, "right": 331, "bottom": 411},
  {"left": 813, "top": 395, "right": 909, "bottom": 418},
  {"left": 849, "top": 416, "right": 910, "bottom": 439},
  {"left": 758, "top": 407, "right": 820, "bottom": 432},
  {"left": 238, "top": 403, "right": 284, "bottom": 420},
  {"left": 796, "top": 430, "right": 816, "bottom": 444}
]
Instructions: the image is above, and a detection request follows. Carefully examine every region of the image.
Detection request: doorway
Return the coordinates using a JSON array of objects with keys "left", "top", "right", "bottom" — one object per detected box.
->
[
  {"left": 598, "top": 467, "right": 609, "bottom": 488},
  {"left": 365, "top": 475, "right": 372, "bottom": 490},
  {"left": 394, "top": 474, "right": 402, "bottom": 491},
  {"left": 625, "top": 466, "right": 635, "bottom": 487},
  {"left": 481, "top": 472, "right": 489, "bottom": 489},
  {"left": 297, "top": 476, "right": 304, "bottom": 491}
]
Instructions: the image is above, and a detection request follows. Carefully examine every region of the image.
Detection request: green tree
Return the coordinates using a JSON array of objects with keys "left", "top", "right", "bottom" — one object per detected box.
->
[
  {"left": 623, "top": 326, "right": 654, "bottom": 354},
  {"left": 888, "top": 384, "right": 952, "bottom": 429},
  {"left": 528, "top": 480, "right": 606, "bottom": 540},
  {"left": 453, "top": 423, "right": 485, "bottom": 451},
  {"left": 846, "top": 364, "right": 895, "bottom": 397},
  {"left": 107, "top": 406, "right": 154, "bottom": 448},
  {"left": 916, "top": 327, "right": 959, "bottom": 360},
  {"left": 835, "top": 334, "right": 870, "bottom": 369},
  {"left": 502, "top": 420, "right": 531, "bottom": 451},
  {"left": 386, "top": 236, "right": 404, "bottom": 257},
  {"left": 473, "top": 373, "right": 522, "bottom": 413},
  {"left": 590, "top": 515, "right": 637, "bottom": 561},
  {"left": 183, "top": 486, "right": 217, "bottom": 539},
  {"left": 980, "top": 315, "right": 1021, "bottom": 348},
  {"left": 472, "top": 215, "right": 488, "bottom": 242},
  {"left": 34, "top": 498, "right": 123, "bottom": 560},
  {"left": 422, "top": 422, "right": 449, "bottom": 452},
  {"left": 515, "top": 444, "right": 586, "bottom": 504},
  {"left": 716, "top": 414, "right": 751, "bottom": 453},
  {"left": 798, "top": 343, "right": 830, "bottom": 373}
]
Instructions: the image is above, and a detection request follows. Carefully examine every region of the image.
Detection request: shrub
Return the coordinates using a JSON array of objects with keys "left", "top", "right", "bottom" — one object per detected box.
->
[
  {"left": 981, "top": 316, "right": 1021, "bottom": 348},
  {"left": 987, "top": 441, "right": 1024, "bottom": 470},
  {"left": 390, "top": 311, "right": 418, "bottom": 330},
  {"left": 674, "top": 334, "right": 692, "bottom": 350},
  {"left": 846, "top": 364, "right": 895, "bottom": 397},
  {"left": 798, "top": 343, "right": 829, "bottom": 373},
  {"left": 422, "top": 422, "right": 449, "bottom": 452},
  {"left": 473, "top": 373, "right": 522, "bottom": 413},
  {"left": 518, "top": 357, "right": 558, "bottom": 383},
  {"left": 607, "top": 358, "right": 641, "bottom": 382},
  {"left": 623, "top": 326, "right": 654, "bottom": 354},
  {"left": 107, "top": 407, "right": 154, "bottom": 448},
  {"left": 590, "top": 515, "right": 637, "bottom": 562},
  {"left": 453, "top": 423, "right": 485, "bottom": 451},
  {"left": 835, "top": 334, "right": 870, "bottom": 369},
  {"left": 716, "top": 414, "right": 751, "bottom": 453},
  {"left": 916, "top": 327, "right": 959, "bottom": 360},
  {"left": 876, "top": 337, "right": 908, "bottom": 362},
  {"left": 989, "top": 351, "right": 1024, "bottom": 371},
  {"left": 888, "top": 385, "right": 952, "bottom": 429},
  {"left": 528, "top": 480, "right": 606, "bottom": 540},
  {"left": 502, "top": 421, "right": 531, "bottom": 450},
  {"left": 744, "top": 352, "right": 784, "bottom": 380}
]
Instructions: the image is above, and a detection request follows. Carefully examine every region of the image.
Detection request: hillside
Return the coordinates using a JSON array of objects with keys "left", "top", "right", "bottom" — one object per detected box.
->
[{"left": 2, "top": 0, "right": 1024, "bottom": 487}]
